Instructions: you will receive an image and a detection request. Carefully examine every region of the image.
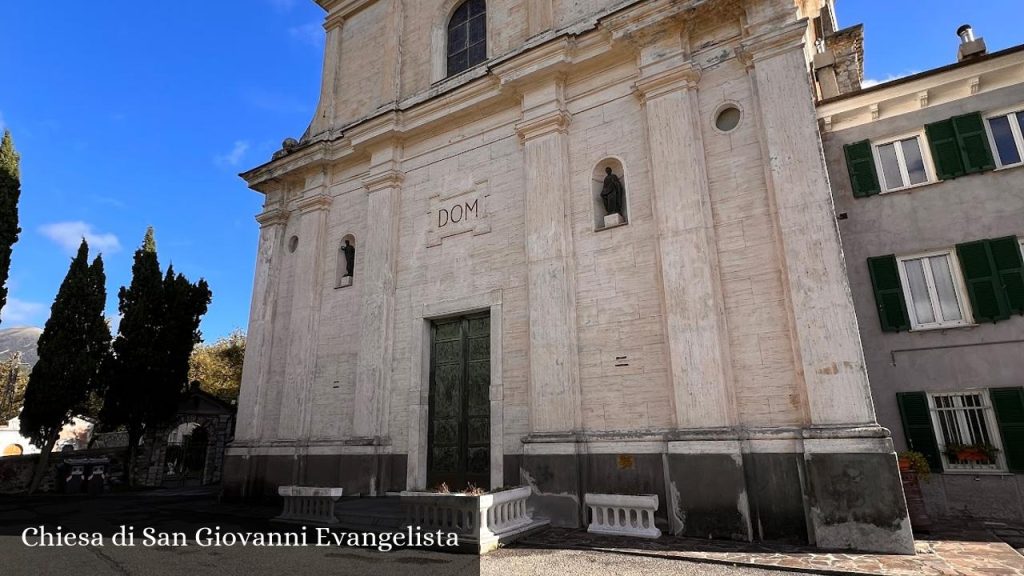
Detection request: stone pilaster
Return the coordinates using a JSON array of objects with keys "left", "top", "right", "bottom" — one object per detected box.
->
[
  {"left": 278, "top": 181, "right": 332, "bottom": 440},
  {"left": 635, "top": 49, "right": 736, "bottom": 431},
  {"left": 741, "top": 22, "right": 875, "bottom": 428},
  {"left": 742, "top": 20, "right": 913, "bottom": 555},
  {"left": 235, "top": 193, "right": 288, "bottom": 442},
  {"left": 353, "top": 148, "right": 404, "bottom": 440},
  {"left": 515, "top": 78, "right": 582, "bottom": 435}
]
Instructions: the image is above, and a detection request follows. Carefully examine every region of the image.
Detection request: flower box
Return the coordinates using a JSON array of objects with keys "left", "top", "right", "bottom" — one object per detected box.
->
[
  {"left": 585, "top": 493, "right": 661, "bottom": 538},
  {"left": 399, "top": 485, "right": 547, "bottom": 553}
]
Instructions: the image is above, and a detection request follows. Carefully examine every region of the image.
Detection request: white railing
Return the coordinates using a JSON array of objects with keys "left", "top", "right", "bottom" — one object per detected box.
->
[
  {"left": 400, "top": 486, "right": 540, "bottom": 552},
  {"left": 585, "top": 493, "right": 661, "bottom": 538},
  {"left": 276, "top": 486, "right": 344, "bottom": 524}
]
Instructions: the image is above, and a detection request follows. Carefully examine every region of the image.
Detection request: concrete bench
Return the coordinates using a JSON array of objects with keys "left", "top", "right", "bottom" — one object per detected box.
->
[{"left": 276, "top": 486, "right": 344, "bottom": 524}]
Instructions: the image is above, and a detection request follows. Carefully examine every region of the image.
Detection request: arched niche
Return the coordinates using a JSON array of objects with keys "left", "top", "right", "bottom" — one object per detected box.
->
[
  {"left": 592, "top": 158, "right": 628, "bottom": 230},
  {"left": 336, "top": 234, "right": 356, "bottom": 288}
]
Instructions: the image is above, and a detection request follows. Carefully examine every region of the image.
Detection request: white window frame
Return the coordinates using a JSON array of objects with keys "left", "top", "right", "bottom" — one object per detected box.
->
[
  {"left": 871, "top": 131, "right": 935, "bottom": 193},
  {"left": 928, "top": 390, "right": 1007, "bottom": 473},
  {"left": 984, "top": 106, "right": 1024, "bottom": 170},
  {"left": 896, "top": 249, "right": 973, "bottom": 330}
]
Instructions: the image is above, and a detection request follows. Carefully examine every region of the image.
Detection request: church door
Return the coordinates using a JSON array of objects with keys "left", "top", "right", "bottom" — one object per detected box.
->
[{"left": 427, "top": 314, "right": 490, "bottom": 491}]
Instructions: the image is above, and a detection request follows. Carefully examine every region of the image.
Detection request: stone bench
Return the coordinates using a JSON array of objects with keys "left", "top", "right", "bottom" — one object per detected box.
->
[
  {"left": 585, "top": 493, "right": 661, "bottom": 538},
  {"left": 276, "top": 486, "right": 344, "bottom": 525}
]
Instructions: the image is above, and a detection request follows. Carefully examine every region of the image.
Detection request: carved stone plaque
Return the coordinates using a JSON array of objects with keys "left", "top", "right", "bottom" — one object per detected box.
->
[{"left": 427, "top": 175, "right": 491, "bottom": 247}]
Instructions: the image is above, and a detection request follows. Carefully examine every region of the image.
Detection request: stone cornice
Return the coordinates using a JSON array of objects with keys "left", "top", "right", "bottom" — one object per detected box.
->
[
  {"left": 255, "top": 209, "right": 288, "bottom": 228},
  {"left": 362, "top": 169, "right": 405, "bottom": 193},
  {"left": 317, "top": 0, "right": 374, "bottom": 20},
  {"left": 737, "top": 18, "right": 809, "bottom": 65},
  {"left": 601, "top": 0, "right": 699, "bottom": 44},
  {"left": 514, "top": 109, "right": 571, "bottom": 142},
  {"left": 295, "top": 192, "right": 333, "bottom": 214},
  {"left": 634, "top": 62, "right": 701, "bottom": 102},
  {"left": 493, "top": 36, "right": 574, "bottom": 88}
]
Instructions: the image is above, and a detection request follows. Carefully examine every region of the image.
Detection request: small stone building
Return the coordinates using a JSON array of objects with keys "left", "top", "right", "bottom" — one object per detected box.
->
[
  {"left": 135, "top": 386, "right": 234, "bottom": 487},
  {"left": 227, "top": 0, "right": 913, "bottom": 553}
]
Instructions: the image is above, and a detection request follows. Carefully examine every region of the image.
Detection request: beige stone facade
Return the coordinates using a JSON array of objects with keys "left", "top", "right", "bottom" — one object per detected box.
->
[{"left": 227, "top": 0, "right": 913, "bottom": 553}]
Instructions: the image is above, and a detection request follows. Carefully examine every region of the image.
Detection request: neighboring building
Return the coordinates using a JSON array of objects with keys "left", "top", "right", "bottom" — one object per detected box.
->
[
  {"left": 818, "top": 25, "right": 1024, "bottom": 521},
  {"left": 0, "top": 413, "right": 95, "bottom": 457},
  {"left": 228, "top": 0, "right": 913, "bottom": 552}
]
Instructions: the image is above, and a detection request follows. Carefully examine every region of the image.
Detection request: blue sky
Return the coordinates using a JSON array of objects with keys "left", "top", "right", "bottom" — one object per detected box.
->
[{"left": 0, "top": 0, "right": 1019, "bottom": 342}]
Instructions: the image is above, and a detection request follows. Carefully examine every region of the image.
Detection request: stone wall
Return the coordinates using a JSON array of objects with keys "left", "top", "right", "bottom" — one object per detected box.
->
[
  {"left": 0, "top": 448, "right": 128, "bottom": 494},
  {"left": 826, "top": 25, "right": 864, "bottom": 95}
]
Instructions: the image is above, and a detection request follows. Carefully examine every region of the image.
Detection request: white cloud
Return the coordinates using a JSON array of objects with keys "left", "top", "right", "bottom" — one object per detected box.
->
[
  {"left": 39, "top": 221, "right": 121, "bottom": 255},
  {"left": 289, "top": 22, "right": 324, "bottom": 48},
  {"left": 215, "top": 140, "right": 251, "bottom": 167},
  {"left": 862, "top": 71, "right": 919, "bottom": 89},
  {"left": 1, "top": 298, "right": 46, "bottom": 326}
]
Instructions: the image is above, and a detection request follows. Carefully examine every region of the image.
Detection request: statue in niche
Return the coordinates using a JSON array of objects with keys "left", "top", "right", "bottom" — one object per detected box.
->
[
  {"left": 600, "top": 166, "right": 625, "bottom": 216},
  {"left": 341, "top": 240, "right": 355, "bottom": 277}
]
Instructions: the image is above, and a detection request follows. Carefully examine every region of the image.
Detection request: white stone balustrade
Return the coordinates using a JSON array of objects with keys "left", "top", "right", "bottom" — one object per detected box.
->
[
  {"left": 401, "top": 486, "right": 543, "bottom": 553},
  {"left": 585, "top": 493, "right": 661, "bottom": 538},
  {"left": 276, "top": 486, "right": 344, "bottom": 525}
]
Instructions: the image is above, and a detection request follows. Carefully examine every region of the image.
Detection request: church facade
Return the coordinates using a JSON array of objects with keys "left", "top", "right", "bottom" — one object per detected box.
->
[{"left": 227, "top": 0, "right": 913, "bottom": 552}]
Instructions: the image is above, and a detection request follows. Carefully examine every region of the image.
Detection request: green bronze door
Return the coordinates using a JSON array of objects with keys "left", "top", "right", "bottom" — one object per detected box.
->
[{"left": 427, "top": 314, "right": 490, "bottom": 490}]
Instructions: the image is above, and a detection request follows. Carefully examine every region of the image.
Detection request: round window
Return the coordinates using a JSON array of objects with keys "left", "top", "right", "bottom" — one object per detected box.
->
[
  {"left": 715, "top": 106, "right": 742, "bottom": 132},
  {"left": 288, "top": 236, "right": 299, "bottom": 253}
]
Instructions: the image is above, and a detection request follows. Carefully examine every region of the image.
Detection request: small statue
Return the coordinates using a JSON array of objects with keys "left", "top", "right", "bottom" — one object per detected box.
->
[
  {"left": 341, "top": 240, "right": 355, "bottom": 277},
  {"left": 600, "top": 166, "right": 625, "bottom": 216}
]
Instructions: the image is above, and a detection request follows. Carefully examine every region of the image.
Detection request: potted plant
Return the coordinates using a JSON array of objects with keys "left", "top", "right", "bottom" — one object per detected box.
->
[
  {"left": 944, "top": 443, "right": 999, "bottom": 463},
  {"left": 897, "top": 451, "right": 931, "bottom": 480}
]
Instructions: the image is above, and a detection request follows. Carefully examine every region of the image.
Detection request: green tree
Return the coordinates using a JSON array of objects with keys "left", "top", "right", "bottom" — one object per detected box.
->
[
  {"left": 189, "top": 330, "right": 245, "bottom": 402},
  {"left": 100, "top": 228, "right": 212, "bottom": 482},
  {"left": 19, "top": 240, "right": 110, "bottom": 492},
  {"left": 0, "top": 351, "right": 29, "bottom": 424},
  {"left": 0, "top": 130, "right": 22, "bottom": 320}
]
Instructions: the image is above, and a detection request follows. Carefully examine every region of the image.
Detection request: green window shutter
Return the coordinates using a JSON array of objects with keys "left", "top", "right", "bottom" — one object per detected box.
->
[
  {"left": 897, "top": 392, "right": 943, "bottom": 472},
  {"left": 925, "top": 119, "right": 966, "bottom": 180},
  {"left": 953, "top": 112, "right": 996, "bottom": 174},
  {"left": 990, "top": 387, "right": 1024, "bottom": 472},
  {"left": 844, "top": 140, "right": 881, "bottom": 197},
  {"left": 867, "top": 255, "right": 910, "bottom": 332},
  {"left": 989, "top": 236, "right": 1024, "bottom": 315},
  {"left": 956, "top": 240, "right": 1011, "bottom": 322}
]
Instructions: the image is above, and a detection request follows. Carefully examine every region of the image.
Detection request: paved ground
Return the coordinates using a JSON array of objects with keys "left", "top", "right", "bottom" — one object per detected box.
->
[
  {"left": 0, "top": 487, "right": 1021, "bottom": 576},
  {"left": 519, "top": 526, "right": 1024, "bottom": 576}
]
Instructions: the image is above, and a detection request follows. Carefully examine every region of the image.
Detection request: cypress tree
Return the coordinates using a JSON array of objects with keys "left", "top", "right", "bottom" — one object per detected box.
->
[
  {"left": 0, "top": 130, "right": 22, "bottom": 319},
  {"left": 19, "top": 240, "right": 110, "bottom": 492},
  {"left": 101, "top": 228, "right": 212, "bottom": 483}
]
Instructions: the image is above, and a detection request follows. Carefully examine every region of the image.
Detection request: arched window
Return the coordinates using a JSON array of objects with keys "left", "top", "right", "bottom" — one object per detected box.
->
[{"left": 447, "top": 0, "right": 486, "bottom": 76}]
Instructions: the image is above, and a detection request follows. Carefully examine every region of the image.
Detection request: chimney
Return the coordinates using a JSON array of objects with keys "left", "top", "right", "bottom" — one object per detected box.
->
[{"left": 957, "top": 24, "right": 987, "bottom": 62}]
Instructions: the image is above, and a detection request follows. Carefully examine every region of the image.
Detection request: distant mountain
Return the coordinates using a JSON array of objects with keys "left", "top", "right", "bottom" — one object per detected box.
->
[{"left": 0, "top": 327, "right": 42, "bottom": 366}]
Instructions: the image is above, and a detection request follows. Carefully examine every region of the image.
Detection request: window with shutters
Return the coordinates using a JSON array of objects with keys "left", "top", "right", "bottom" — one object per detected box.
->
[
  {"left": 926, "top": 112, "right": 996, "bottom": 179},
  {"left": 985, "top": 109, "right": 1024, "bottom": 169},
  {"left": 447, "top": 0, "right": 486, "bottom": 77},
  {"left": 928, "top": 391, "right": 1006, "bottom": 472},
  {"left": 871, "top": 133, "right": 933, "bottom": 192},
  {"left": 896, "top": 250, "right": 972, "bottom": 330}
]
